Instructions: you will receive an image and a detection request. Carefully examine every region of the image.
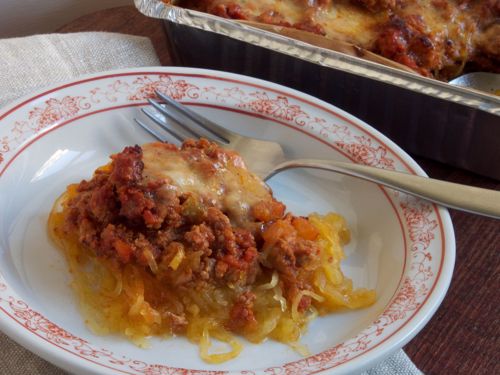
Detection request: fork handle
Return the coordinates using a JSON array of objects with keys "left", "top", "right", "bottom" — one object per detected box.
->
[{"left": 266, "top": 159, "right": 500, "bottom": 219}]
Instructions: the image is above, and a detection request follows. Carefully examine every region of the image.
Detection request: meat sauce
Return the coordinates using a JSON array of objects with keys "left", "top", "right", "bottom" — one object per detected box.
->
[{"left": 49, "top": 139, "right": 375, "bottom": 362}]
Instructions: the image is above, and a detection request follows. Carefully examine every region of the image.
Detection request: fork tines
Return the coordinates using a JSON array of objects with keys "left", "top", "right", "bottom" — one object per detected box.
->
[{"left": 136, "top": 91, "right": 229, "bottom": 145}]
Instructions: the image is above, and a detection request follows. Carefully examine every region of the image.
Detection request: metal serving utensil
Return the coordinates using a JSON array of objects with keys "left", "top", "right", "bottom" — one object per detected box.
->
[
  {"left": 449, "top": 72, "right": 500, "bottom": 96},
  {"left": 135, "top": 91, "right": 500, "bottom": 219}
]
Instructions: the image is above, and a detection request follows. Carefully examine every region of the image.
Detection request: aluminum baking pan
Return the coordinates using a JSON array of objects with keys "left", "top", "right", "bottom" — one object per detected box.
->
[{"left": 136, "top": 0, "right": 499, "bottom": 115}]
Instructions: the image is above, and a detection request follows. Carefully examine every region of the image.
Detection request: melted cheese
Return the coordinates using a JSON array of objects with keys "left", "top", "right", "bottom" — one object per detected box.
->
[
  {"left": 142, "top": 143, "right": 272, "bottom": 226},
  {"left": 180, "top": 0, "right": 491, "bottom": 78}
]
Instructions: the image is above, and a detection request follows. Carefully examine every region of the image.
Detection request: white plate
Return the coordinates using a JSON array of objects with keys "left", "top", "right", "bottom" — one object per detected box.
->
[{"left": 0, "top": 67, "right": 455, "bottom": 375}]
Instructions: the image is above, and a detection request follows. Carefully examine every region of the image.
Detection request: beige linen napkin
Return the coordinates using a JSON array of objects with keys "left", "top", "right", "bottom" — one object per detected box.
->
[
  {"left": 0, "top": 32, "right": 422, "bottom": 375},
  {"left": 0, "top": 32, "right": 160, "bottom": 108}
]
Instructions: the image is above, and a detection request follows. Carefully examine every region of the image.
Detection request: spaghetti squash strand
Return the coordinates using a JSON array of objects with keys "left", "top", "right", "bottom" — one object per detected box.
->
[{"left": 200, "top": 327, "right": 243, "bottom": 364}]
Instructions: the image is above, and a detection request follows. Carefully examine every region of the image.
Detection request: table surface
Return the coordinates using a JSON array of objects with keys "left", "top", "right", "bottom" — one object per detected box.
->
[{"left": 56, "top": 6, "right": 500, "bottom": 375}]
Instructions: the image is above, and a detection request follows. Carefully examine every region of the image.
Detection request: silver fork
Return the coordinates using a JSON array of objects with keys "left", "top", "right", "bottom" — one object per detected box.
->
[{"left": 135, "top": 91, "right": 500, "bottom": 219}]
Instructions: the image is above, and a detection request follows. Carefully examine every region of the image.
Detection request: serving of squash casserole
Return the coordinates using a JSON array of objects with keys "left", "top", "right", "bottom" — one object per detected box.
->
[{"left": 48, "top": 139, "right": 375, "bottom": 363}]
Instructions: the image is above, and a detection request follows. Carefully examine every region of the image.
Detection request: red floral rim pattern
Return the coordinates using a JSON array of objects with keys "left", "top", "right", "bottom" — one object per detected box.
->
[{"left": 0, "top": 72, "right": 444, "bottom": 375}]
